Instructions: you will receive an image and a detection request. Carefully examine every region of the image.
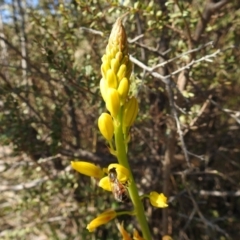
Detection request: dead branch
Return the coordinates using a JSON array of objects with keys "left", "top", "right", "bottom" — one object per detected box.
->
[{"left": 194, "top": 0, "right": 230, "bottom": 42}]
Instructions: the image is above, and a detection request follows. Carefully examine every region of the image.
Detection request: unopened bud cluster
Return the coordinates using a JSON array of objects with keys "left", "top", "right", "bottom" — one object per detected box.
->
[{"left": 98, "top": 18, "right": 138, "bottom": 142}]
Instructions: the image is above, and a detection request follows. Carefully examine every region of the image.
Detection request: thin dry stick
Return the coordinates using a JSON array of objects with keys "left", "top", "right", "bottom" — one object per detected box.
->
[
  {"left": 182, "top": 173, "right": 230, "bottom": 238},
  {"left": 162, "top": 117, "right": 176, "bottom": 235},
  {"left": 183, "top": 95, "right": 212, "bottom": 136},
  {"left": 130, "top": 47, "right": 221, "bottom": 84},
  {"left": 199, "top": 190, "right": 240, "bottom": 197},
  {"left": 166, "top": 82, "right": 190, "bottom": 167}
]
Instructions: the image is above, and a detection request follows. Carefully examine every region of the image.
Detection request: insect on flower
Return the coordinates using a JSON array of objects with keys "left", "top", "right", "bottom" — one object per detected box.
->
[{"left": 108, "top": 167, "right": 129, "bottom": 202}]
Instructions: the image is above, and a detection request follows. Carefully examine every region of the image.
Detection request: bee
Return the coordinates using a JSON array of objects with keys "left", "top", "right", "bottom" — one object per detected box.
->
[{"left": 108, "top": 167, "right": 129, "bottom": 203}]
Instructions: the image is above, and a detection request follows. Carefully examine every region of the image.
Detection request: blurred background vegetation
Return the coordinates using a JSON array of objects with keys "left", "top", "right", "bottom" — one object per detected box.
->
[{"left": 0, "top": 0, "right": 240, "bottom": 239}]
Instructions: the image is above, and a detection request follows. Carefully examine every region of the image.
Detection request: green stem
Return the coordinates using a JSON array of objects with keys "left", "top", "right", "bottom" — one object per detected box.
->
[{"left": 114, "top": 108, "right": 152, "bottom": 240}]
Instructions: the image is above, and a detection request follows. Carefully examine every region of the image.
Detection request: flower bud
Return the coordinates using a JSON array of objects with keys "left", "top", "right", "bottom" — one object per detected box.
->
[
  {"left": 108, "top": 18, "right": 127, "bottom": 52},
  {"left": 117, "top": 77, "right": 129, "bottom": 105},
  {"left": 110, "top": 58, "right": 120, "bottom": 75},
  {"left": 125, "top": 61, "right": 132, "bottom": 80},
  {"left": 101, "top": 60, "right": 110, "bottom": 80},
  {"left": 122, "top": 97, "right": 138, "bottom": 127},
  {"left": 100, "top": 78, "right": 108, "bottom": 102},
  {"left": 98, "top": 113, "right": 114, "bottom": 141},
  {"left": 106, "top": 88, "right": 120, "bottom": 118},
  {"left": 115, "top": 51, "right": 123, "bottom": 63},
  {"left": 71, "top": 161, "right": 104, "bottom": 179},
  {"left": 106, "top": 69, "right": 118, "bottom": 89},
  {"left": 117, "top": 64, "right": 126, "bottom": 82},
  {"left": 87, "top": 210, "right": 117, "bottom": 232}
]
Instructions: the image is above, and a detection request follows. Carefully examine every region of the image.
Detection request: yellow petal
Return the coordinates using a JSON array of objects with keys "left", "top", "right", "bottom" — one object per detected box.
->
[
  {"left": 71, "top": 161, "right": 104, "bottom": 179},
  {"left": 149, "top": 192, "right": 168, "bottom": 208},
  {"left": 99, "top": 176, "right": 112, "bottom": 191},
  {"left": 108, "top": 163, "right": 130, "bottom": 182},
  {"left": 86, "top": 209, "right": 117, "bottom": 232}
]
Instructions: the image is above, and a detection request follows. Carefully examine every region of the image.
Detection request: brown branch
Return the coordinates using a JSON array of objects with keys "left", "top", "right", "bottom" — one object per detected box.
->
[
  {"left": 199, "top": 190, "right": 240, "bottom": 197},
  {"left": 162, "top": 117, "right": 176, "bottom": 235},
  {"left": 194, "top": 0, "right": 230, "bottom": 42}
]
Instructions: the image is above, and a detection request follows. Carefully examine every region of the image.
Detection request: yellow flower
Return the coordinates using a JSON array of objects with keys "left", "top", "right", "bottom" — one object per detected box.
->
[
  {"left": 86, "top": 209, "right": 117, "bottom": 232},
  {"left": 98, "top": 113, "right": 114, "bottom": 141},
  {"left": 149, "top": 192, "right": 168, "bottom": 208},
  {"left": 98, "top": 164, "right": 130, "bottom": 191},
  {"left": 116, "top": 222, "right": 132, "bottom": 240},
  {"left": 71, "top": 161, "right": 104, "bottom": 179},
  {"left": 108, "top": 163, "right": 130, "bottom": 182},
  {"left": 133, "top": 229, "right": 145, "bottom": 240},
  {"left": 106, "top": 88, "right": 120, "bottom": 118}
]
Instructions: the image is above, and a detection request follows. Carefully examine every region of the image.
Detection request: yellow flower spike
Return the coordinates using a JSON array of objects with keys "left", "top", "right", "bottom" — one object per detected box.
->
[
  {"left": 71, "top": 161, "right": 104, "bottom": 179},
  {"left": 116, "top": 222, "right": 132, "bottom": 240},
  {"left": 99, "top": 176, "right": 112, "bottom": 191},
  {"left": 98, "top": 113, "right": 114, "bottom": 141},
  {"left": 122, "top": 97, "right": 139, "bottom": 127},
  {"left": 106, "top": 69, "right": 118, "bottom": 89},
  {"left": 118, "top": 77, "right": 129, "bottom": 105},
  {"left": 102, "top": 18, "right": 130, "bottom": 85},
  {"left": 86, "top": 209, "right": 117, "bottom": 232},
  {"left": 133, "top": 229, "right": 145, "bottom": 240},
  {"left": 106, "top": 88, "right": 120, "bottom": 118},
  {"left": 100, "top": 78, "right": 108, "bottom": 102},
  {"left": 149, "top": 192, "right": 168, "bottom": 208},
  {"left": 108, "top": 163, "right": 130, "bottom": 182}
]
